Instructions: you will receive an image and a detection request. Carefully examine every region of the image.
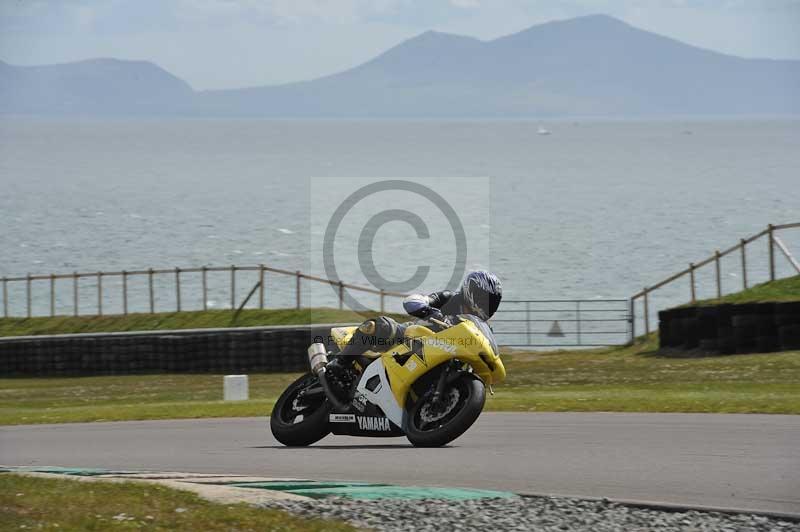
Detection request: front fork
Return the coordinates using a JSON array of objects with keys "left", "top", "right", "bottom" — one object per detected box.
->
[
  {"left": 430, "top": 363, "right": 451, "bottom": 405},
  {"left": 429, "top": 360, "right": 467, "bottom": 407}
]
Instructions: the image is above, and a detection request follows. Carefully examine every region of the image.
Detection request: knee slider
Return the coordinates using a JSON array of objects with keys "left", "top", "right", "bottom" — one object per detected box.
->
[
  {"left": 374, "top": 316, "right": 398, "bottom": 341},
  {"left": 358, "top": 320, "right": 377, "bottom": 335}
]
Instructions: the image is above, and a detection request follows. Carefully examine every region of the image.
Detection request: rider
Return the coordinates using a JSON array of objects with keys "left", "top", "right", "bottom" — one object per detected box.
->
[{"left": 337, "top": 270, "right": 503, "bottom": 360}]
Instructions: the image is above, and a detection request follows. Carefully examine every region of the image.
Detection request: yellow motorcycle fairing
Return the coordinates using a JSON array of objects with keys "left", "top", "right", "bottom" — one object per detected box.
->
[{"left": 333, "top": 319, "right": 505, "bottom": 409}]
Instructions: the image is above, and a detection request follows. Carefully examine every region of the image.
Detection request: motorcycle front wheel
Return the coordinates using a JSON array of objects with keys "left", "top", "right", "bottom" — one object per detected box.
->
[
  {"left": 405, "top": 372, "right": 485, "bottom": 447},
  {"left": 270, "top": 373, "right": 330, "bottom": 446}
]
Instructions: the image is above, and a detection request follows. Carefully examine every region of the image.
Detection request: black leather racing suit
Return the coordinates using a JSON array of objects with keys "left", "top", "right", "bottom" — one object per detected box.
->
[{"left": 337, "top": 290, "right": 467, "bottom": 359}]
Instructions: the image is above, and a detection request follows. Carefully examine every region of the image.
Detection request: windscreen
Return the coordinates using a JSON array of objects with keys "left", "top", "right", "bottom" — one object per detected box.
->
[{"left": 458, "top": 314, "right": 499, "bottom": 357}]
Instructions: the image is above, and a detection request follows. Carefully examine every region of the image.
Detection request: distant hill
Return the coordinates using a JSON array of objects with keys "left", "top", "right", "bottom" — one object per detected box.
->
[
  {"left": 3, "top": 15, "right": 799, "bottom": 117},
  {"left": 0, "top": 58, "right": 192, "bottom": 115}
]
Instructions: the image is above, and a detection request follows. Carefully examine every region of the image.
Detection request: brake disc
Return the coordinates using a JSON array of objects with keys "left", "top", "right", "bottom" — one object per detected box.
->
[{"left": 419, "top": 388, "right": 460, "bottom": 423}]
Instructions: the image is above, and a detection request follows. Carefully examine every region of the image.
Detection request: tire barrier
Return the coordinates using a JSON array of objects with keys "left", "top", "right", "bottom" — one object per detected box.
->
[
  {"left": 0, "top": 324, "right": 348, "bottom": 377},
  {"left": 659, "top": 302, "right": 800, "bottom": 355}
]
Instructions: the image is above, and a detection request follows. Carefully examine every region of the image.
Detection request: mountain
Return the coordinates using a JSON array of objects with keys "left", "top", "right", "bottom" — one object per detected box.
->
[
  {"left": 3, "top": 15, "right": 799, "bottom": 117},
  {"left": 0, "top": 58, "right": 192, "bottom": 115}
]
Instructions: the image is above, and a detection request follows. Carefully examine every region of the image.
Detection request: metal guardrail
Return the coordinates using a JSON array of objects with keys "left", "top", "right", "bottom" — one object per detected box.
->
[
  {"left": 0, "top": 264, "right": 407, "bottom": 318},
  {"left": 630, "top": 222, "right": 800, "bottom": 341},
  {"left": 492, "top": 299, "right": 631, "bottom": 347}
]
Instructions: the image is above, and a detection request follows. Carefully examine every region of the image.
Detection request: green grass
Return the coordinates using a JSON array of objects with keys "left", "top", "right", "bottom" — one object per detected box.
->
[
  {"left": 0, "top": 474, "right": 355, "bottom": 531},
  {"left": 0, "top": 307, "right": 406, "bottom": 337},
  {"left": 690, "top": 274, "right": 800, "bottom": 306},
  {"left": 2, "top": 335, "right": 798, "bottom": 424},
  {"left": 0, "top": 372, "right": 300, "bottom": 425},
  {"left": 491, "top": 335, "right": 800, "bottom": 414}
]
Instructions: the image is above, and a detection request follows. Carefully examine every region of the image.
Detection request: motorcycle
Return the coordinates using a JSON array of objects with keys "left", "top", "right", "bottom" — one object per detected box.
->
[{"left": 270, "top": 314, "right": 505, "bottom": 447}]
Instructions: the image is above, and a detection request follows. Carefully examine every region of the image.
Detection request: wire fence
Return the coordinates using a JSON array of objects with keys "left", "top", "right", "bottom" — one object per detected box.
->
[
  {"left": 492, "top": 299, "right": 631, "bottom": 347},
  {"left": 0, "top": 264, "right": 408, "bottom": 318}
]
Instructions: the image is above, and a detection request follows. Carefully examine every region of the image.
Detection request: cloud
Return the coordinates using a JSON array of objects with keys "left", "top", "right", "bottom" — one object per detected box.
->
[
  {"left": 173, "top": 0, "right": 406, "bottom": 26},
  {"left": 74, "top": 6, "right": 97, "bottom": 28},
  {"left": 450, "top": 0, "right": 480, "bottom": 8}
]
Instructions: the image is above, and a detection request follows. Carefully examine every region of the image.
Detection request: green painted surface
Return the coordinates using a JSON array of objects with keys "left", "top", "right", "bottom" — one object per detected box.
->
[
  {"left": 229, "top": 479, "right": 516, "bottom": 500},
  {"left": 0, "top": 468, "right": 516, "bottom": 500},
  {"left": 226, "top": 481, "right": 385, "bottom": 491}
]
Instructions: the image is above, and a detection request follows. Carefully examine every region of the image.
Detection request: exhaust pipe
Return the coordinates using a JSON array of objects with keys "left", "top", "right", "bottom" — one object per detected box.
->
[
  {"left": 307, "top": 343, "right": 349, "bottom": 411},
  {"left": 307, "top": 343, "right": 329, "bottom": 375}
]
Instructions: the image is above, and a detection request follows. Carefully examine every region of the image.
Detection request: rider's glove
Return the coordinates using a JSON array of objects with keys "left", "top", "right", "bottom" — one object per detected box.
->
[{"left": 403, "top": 294, "right": 433, "bottom": 318}]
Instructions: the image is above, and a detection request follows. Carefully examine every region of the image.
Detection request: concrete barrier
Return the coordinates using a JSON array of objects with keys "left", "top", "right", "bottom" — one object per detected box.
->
[{"left": 0, "top": 323, "right": 351, "bottom": 376}]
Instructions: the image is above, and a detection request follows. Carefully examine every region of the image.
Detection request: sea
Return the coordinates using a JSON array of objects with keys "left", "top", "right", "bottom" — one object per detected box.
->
[{"left": 1, "top": 118, "right": 799, "bottom": 342}]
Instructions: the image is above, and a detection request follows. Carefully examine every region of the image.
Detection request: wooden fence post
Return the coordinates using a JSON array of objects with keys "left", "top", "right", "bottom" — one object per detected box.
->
[
  {"left": 689, "top": 263, "right": 696, "bottom": 303},
  {"left": 26, "top": 274, "right": 31, "bottom": 318},
  {"left": 97, "top": 272, "right": 103, "bottom": 316},
  {"left": 201, "top": 266, "right": 208, "bottom": 311},
  {"left": 73, "top": 272, "right": 79, "bottom": 316},
  {"left": 629, "top": 298, "right": 636, "bottom": 344},
  {"left": 122, "top": 271, "right": 128, "bottom": 315},
  {"left": 230, "top": 265, "right": 236, "bottom": 310},
  {"left": 50, "top": 274, "right": 55, "bottom": 317},
  {"left": 643, "top": 289, "right": 650, "bottom": 336},
  {"left": 740, "top": 239, "right": 748, "bottom": 289},
  {"left": 259, "top": 265, "right": 265, "bottom": 309},
  {"left": 1, "top": 277, "right": 7, "bottom": 318},
  {"left": 148, "top": 268, "right": 155, "bottom": 313},
  {"left": 338, "top": 281, "right": 344, "bottom": 310},
  {"left": 768, "top": 224, "right": 776, "bottom": 281},
  {"left": 175, "top": 267, "right": 181, "bottom": 312},
  {"left": 295, "top": 271, "right": 301, "bottom": 310},
  {"left": 714, "top": 250, "right": 722, "bottom": 298}
]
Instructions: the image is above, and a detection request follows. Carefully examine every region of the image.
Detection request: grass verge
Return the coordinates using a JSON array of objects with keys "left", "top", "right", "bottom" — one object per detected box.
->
[
  {"left": 0, "top": 307, "right": 406, "bottom": 337},
  {"left": 1, "top": 335, "right": 798, "bottom": 424},
  {"left": 0, "top": 474, "right": 354, "bottom": 531},
  {"left": 689, "top": 274, "right": 800, "bottom": 306},
  {"left": 492, "top": 335, "right": 800, "bottom": 414}
]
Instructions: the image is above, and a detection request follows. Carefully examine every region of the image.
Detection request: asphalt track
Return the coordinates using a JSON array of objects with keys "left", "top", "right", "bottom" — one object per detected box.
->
[{"left": 2, "top": 413, "right": 798, "bottom": 516}]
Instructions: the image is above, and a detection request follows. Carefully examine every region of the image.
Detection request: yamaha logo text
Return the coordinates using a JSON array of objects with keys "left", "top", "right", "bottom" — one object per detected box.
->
[{"left": 357, "top": 416, "right": 391, "bottom": 431}]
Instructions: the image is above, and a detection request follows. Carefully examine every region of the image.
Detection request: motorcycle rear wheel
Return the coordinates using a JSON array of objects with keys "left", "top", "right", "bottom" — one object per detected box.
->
[
  {"left": 270, "top": 373, "right": 330, "bottom": 446},
  {"left": 405, "top": 372, "right": 485, "bottom": 447}
]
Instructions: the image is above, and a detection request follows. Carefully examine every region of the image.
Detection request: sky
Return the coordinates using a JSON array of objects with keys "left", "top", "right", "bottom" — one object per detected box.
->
[{"left": 2, "top": 0, "right": 799, "bottom": 91}]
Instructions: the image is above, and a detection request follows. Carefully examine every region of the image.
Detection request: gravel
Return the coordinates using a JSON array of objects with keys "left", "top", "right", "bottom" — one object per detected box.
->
[{"left": 260, "top": 495, "right": 800, "bottom": 532}]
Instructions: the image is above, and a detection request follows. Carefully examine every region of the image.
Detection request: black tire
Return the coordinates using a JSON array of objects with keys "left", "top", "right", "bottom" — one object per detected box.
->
[
  {"left": 718, "top": 335, "right": 736, "bottom": 355},
  {"left": 733, "top": 321, "right": 758, "bottom": 340},
  {"left": 405, "top": 372, "right": 485, "bottom": 448},
  {"left": 755, "top": 335, "right": 778, "bottom": 353},
  {"left": 698, "top": 338, "right": 718, "bottom": 353},
  {"left": 779, "top": 325, "right": 800, "bottom": 351},
  {"left": 658, "top": 320, "right": 671, "bottom": 348},
  {"left": 270, "top": 373, "right": 330, "bottom": 447},
  {"left": 732, "top": 314, "right": 758, "bottom": 329},
  {"left": 683, "top": 318, "right": 699, "bottom": 348},
  {"left": 697, "top": 307, "right": 719, "bottom": 340},
  {"left": 775, "top": 314, "right": 800, "bottom": 327},
  {"left": 733, "top": 326, "right": 757, "bottom": 353},
  {"left": 716, "top": 304, "right": 734, "bottom": 328}
]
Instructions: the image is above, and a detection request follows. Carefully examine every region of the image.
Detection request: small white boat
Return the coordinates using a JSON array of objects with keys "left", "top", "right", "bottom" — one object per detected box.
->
[{"left": 538, "top": 126, "right": 551, "bottom": 135}]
